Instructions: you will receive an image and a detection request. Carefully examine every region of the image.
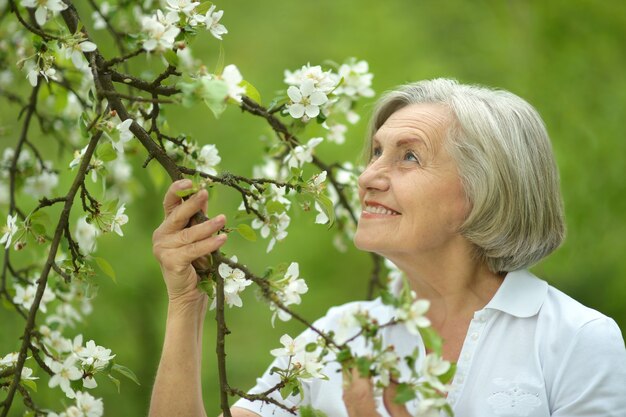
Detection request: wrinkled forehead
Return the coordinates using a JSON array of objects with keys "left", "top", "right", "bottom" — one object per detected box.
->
[{"left": 371, "top": 103, "right": 452, "bottom": 148}]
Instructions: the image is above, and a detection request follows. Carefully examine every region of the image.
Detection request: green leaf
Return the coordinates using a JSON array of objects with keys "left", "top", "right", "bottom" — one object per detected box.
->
[
  {"left": 418, "top": 326, "right": 443, "bottom": 356},
  {"left": 438, "top": 362, "right": 456, "bottom": 384},
  {"left": 108, "top": 373, "right": 121, "bottom": 393},
  {"left": 200, "top": 78, "right": 228, "bottom": 118},
  {"left": 28, "top": 210, "right": 50, "bottom": 227},
  {"left": 265, "top": 200, "right": 286, "bottom": 214},
  {"left": 97, "top": 142, "right": 117, "bottom": 162},
  {"left": 20, "top": 379, "right": 37, "bottom": 392},
  {"left": 197, "top": 279, "right": 215, "bottom": 297},
  {"left": 164, "top": 49, "right": 179, "bottom": 67},
  {"left": 195, "top": 1, "right": 214, "bottom": 16},
  {"left": 175, "top": 186, "right": 200, "bottom": 198},
  {"left": 94, "top": 256, "right": 116, "bottom": 283},
  {"left": 242, "top": 80, "right": 261, "bottom": 104},
  {"left": 300, "top": 405, "right": 329, "bottom": 417},
  {"left": 335, "top": 349, "right": 353, "bottom": 363},
  {"left": 393, "top": 382, "right": 417, "bottom": 404},
  {"left": 315, "top": 194, "right": 336, "bottom": 228},
  {"left": 355, "top": 356, "right": 372, "bottom": 377},
  {"left": 279, "top": 379, "right": 299, "bottom": 400},
  {"left": 214, "top": 41, "right": 225, "bottom": 75},
  {"left": 305, "top": 342, "right": 317, "bottom": 353},
  {"left": 112, "top": 363, "right": 140, "bottom": 385},
  {"left": 235, "top": 224, "right": 257, "bottom": 242}
]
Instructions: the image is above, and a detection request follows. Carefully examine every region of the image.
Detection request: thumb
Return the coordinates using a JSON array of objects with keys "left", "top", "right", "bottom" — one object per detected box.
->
[{"left": 383, "top": 383, "right": 412, "bottom": 417}]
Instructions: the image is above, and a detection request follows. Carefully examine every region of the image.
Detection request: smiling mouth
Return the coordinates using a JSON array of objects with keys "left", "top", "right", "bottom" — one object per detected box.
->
[{"left": 363, "top": 205, "right": 401, "bottom": 215}]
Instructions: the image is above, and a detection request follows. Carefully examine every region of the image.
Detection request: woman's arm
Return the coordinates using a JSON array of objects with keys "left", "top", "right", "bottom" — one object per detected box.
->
[{"left": 149, "top": 179, "right": 227, "bottom": 417}]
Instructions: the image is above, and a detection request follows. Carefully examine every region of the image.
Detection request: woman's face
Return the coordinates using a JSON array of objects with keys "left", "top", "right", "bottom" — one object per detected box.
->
[{"left": 353, "top": 103, "right": 470, "bottom": 262}]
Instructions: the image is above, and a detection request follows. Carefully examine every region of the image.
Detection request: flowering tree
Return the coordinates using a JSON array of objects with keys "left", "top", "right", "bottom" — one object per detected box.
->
[{"left": 0, "top": 1, "right": 454, "bottom": 416}]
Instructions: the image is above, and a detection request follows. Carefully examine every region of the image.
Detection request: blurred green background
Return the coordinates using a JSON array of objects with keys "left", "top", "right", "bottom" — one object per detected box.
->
[{"left": 2, "top": 0, "right": 626, "bottom": 415}]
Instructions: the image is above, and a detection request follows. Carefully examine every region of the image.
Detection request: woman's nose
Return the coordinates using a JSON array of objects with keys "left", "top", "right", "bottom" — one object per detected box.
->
[{"left": 358, "top": 160, "right": 390, "bottom": 193}]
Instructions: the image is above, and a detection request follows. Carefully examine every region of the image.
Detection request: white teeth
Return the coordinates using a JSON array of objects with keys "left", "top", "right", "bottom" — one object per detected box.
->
[{"left": 364, "top": 205, "right": 398, "bottom": 215}]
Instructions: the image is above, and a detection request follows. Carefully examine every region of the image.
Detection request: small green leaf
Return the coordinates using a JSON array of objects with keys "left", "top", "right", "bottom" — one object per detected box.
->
[
  {"left": 300, "top": 405, "right": 329, "bottom": 417},
  {"left": 355, "top": 356, "right": 372, "bottom": 377},
  {"left": 394, "top": 382, "right": 417, "bottom": 404},
  {"left": 335, "top": 349, "right": 353, "bottom": 363},
  {"left": 164, "top": 49, "right": 179, "bottom": 67},
  {"left": 279, "top": 379, "right": 299, "bottom": 400},
  {"left": 97, "top": 142, "right": 117, "bottom": 162},
  {"left": 214, "top": 41, "right": 225, "bottom": 75},
  {"left": 108, "top": 373, "right": 121, "bottom": 393},
  {"left": 418, "top": 326, "right": 443, "bottom": 356},
  {"left": 315, "top": 194, "right": 336, "bottom": 228},
  {"left": 235, "top": 224, "right": 257, "bottom": 242},
  {"left": 200, "top": 78, "right": 228, "bottom": 118},
  {"left": 94, "top": 256, "right": 116, "bottom": 283},
  {"left": 20, "top": 379, "right": 37, "bottom": 392},
  {"left": 438, "top": 362, "right": 456, "bottom": 384},
  {"left": 265, "top": 200, "right": 285, "bottom": 214},
  {"left": 197, "top": 279, "right": 215, "bottom": 297},
  {"left": 195, "top": 1, "right": 214, "bottom": 16},
  {"left": 112, "top": 363, "right": 140, "bottom": 385},
  {"left": 241, "top": 80, "right": 261, "bottom": 104},
  {"left": 305, "top": 342, "right": 317, "bottom": 353},
  {"left": 175, "top": 187, "right": 200, "bottom": 198},
  {"left": 29, "top": 209, "right": 50, "bottom": 227}
]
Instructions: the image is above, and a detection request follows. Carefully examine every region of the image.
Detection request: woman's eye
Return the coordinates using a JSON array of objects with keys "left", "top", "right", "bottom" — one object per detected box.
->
[
  {"left": 371, "top": 147, "right": 382, "bottom": 159},
  {"left": 404, "top": 151, "right": 419, "bottom": 163}
]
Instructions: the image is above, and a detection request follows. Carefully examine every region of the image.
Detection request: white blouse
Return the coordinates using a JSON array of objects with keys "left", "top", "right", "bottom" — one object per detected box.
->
[{"left": 234, "top": 270, "right": 626, "bottom": 416}]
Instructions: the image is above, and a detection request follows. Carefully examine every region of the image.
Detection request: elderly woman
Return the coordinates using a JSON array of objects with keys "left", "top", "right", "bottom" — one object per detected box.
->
[{"left": 149, "top": 79, "right": 626, "bottom": 417}]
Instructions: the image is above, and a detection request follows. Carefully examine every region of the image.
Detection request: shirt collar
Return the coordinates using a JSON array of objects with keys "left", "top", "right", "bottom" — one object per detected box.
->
[{"left": 483, "top": 269, "right": 548, "bottom": 318}]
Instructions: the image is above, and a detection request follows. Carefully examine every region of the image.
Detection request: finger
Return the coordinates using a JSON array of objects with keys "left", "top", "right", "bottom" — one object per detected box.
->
[
  {"left": 173, "top": 215, "right": 226, "bottom": 247},
  {"left": 178, "top": 233, "right": 228, "bottom": 264},
  {"left": 163, "top": 189, "right": 208, "bottom": 233},
  {"left": 383, "top": 383, "right": 412, "bottom": 417},
  {"left": 163, "top": 179, "right": 193, "bottom": 217}
]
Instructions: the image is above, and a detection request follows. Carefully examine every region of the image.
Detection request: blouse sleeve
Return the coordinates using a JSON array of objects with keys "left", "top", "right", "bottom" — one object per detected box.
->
[{"left": 550, "top": 317, "right": 626, "bottom": 416}]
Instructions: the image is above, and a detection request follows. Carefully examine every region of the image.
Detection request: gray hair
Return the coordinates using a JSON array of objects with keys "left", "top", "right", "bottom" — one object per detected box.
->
[{"left": 367, "top": 78, "right": 565, "bottom": 272}]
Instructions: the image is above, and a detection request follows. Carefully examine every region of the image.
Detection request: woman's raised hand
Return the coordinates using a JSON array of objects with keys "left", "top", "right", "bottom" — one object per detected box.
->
[{"left": 152, "top": 179, "right": 227, "bottom": 305}]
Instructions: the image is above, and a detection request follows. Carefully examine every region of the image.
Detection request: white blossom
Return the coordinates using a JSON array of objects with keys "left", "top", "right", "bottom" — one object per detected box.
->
[
  {"left": 78, "top": 340, "right": 115, "bottom": 370},
  {"left": 284, "top": 137, "right": 324, "bottom": 171},
  {"left": 284, "top": 64, "right": 338, "bottom": 93},
  {"left": 270, "top": 334, "right": 305, "bottom": 358},
  {"left": 109, "top": 204, "right": 128, "bottom": 236},
  {"left": 196, "top": 144, "right": 221, "bottom": 175},
  {"left": 91, "top": 2, "right": 111, "bottom": 30},
  {"left": 200, "top": 5, "right": 227, "bottom": 39},
  {"left": 165, "top": 0, "right": 199, "bottom": 18},
  {"left": 75, "top": 216, "right": 100, "bottom": 255},
  {"left": 286, "top": 80, "right": 328, "bottom": 119},
  {"left": 13, "top": 283, "right": 55, "bottom": 313},
  {"left": 220, "top": 64, "right": 245, "bottom": 102},
  {"left": 24, "top": 170, "right": 59, "bottom": 198},
  {"left": 47, "top": 356, "right": 83, "bottom": 398},
  {"left": 336, "top": 59, "right": 375, "bottom": 99},
  {"left": 65, "top": 40, "right": 97, "bottom": 69},
  {"left": 21, "top": 366, "right": 38, "bottom": 380},
  {"left": 69, "top": 145, "right": 88, "bottom": 169},
  {"left": 47, "top": 303, "right": 82, "bottom": 328},
  {"left": 212, "top": 258, "right": 252, "bottom": 309},
  {"left": 21, "top": 0, "right": 68, "bottom": 26},
  {"left": 325, "top": 122, "right": 347, "bottom": 144},
  {"left": 293, "top": 351, "right": 325, "bottom": 379},
  {"left": 0, "top": 352, "right": 18, "bottom": 369},
  {"left": 0, "top": 213, "right": 18, "bottom": 249},
  {"left": 74, "top": 391, "right": 104, "bottom": 417},
  {"left": 314, "top": 202, "right": 329, "bottom": 225},
  {"left": 396, "top": 298, "right": 431, "bottom": 335},
  {"left": 141, "top": 10, "right": 180, "bottom": 52},
  {"left": 282, "top": 262, "right": 308, "bottom": 306},
  {"left": 112, "top": 119, "right": 134, "bottom": 155}
]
